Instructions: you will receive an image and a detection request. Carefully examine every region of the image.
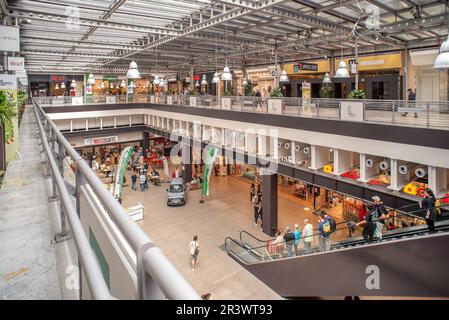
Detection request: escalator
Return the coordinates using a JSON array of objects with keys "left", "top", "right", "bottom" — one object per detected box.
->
[{"left": 225, "top": 210, "right": 449, "bottom": 298}]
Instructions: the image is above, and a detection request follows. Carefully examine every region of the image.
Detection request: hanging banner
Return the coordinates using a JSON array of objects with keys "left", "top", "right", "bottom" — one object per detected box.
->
[
  {"left": 163, "top": 156, "right": 169, "bottom": 177},
  {"left": 202, "top": 147, "right": 219, "bottom": 197},
  {"left": 113, "top": 147, "right": 133, "bottom": 200}
]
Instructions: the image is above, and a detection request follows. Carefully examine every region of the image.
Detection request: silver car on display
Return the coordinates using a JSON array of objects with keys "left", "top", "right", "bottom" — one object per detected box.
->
[{"left": 167, "top": 178, "right": 186, "bottom": 206}]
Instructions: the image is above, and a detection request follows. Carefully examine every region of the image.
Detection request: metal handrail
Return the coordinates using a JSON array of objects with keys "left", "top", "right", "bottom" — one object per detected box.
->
[
  {"left": 32, "top": 97, "right": 200, "bottom": 300},
  {"left": 33, "top": 99, "right": 113, "bottom": 300}
]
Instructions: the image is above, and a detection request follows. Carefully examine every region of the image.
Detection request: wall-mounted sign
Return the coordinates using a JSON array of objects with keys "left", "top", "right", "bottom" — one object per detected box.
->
[
  {"left": 193, "top": 75, "right": 200, "bottom": 81},
  {"left": 293, "top": 63, "right": 318, "bottom": 73},
  {"left": 7, "top": 57, "right": 25, "bottom": 71},
  {"left": 103, "top": 76, "right": 118, "bottom": 82},
  {"left": 84, "top": 136, "right": 119, "bottom": 146},
  {"left": 0, "top": 74, "right": 18, "bottom": 90},
  {"left": 349, "top": 59, "right": 358, "bottom": 74},
  {"left": 0, "top": 26, "right": 20, "bottom": 52},
  {"left": 51, "top": 75, "right": 65, "bottom": 82}
]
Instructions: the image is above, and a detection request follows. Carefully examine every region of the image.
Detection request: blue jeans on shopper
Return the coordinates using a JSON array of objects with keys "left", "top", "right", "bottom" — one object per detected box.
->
[
  {"left": 140, "top": 183, "right": 145, "bottom": 192},
  {"left": 286, "top": 244, "right": 293, "bottom": 257},
  {"left": 131, "top": 181, "right": 136, "bottom": 191}
]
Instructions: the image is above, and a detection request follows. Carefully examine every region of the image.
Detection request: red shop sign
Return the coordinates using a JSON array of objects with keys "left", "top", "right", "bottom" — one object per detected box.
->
[
  {"left": 193, "top": 75, "right": 200, "bottom": 81},
  {"left": 51, "top": 75, "right": 65, "bottom": 82}
]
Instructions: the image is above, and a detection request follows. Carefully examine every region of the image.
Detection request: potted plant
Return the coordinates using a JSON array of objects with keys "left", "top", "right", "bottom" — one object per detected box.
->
[
  {"left": 268, "top": 87, "right": 283, "bottom": 114},
  {"left": 349, "top": 89, "right": 365, "bottom": 99},
  {"left": 17, "top": 91, "right": 27, "bottom": 125},
  {"left": 320, "top": 84, "right": 333, "bottom": 99},
  {"left": 188, "top": 90, "right": 197, "bottom": 107}
]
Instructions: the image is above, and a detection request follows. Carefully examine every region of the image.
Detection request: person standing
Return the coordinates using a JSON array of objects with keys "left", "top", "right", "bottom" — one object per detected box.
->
[
  {"left": 372, "top": 196, "right": 387, "bottom": 241},
  {"left": 131, "top": 172, "right": 137, "bottom": 191},
  {"left": 283, "top": 226, "right": 295, "bottom": 257},
  {"left": 358, "top": 204, "right": 377, "bottom": 243},
  {"left": 272, "top": 229, "right": 284, "bottom": 258},
  {"left": 249, "top": 183, "right": 256, "bottom": 203},
  {"left": 302, "top": 218, "right": 314, "bottom": 254},
  {"left": 402, "top": 88, "right": 417, "bottom": 118},
  {"left": 293, "top": 224, "right": 301, "bottom": 255},
  {"left": 139, "top": 173, "right": 146, "bottom": 192},
  {"left": 189, "top": 235, "right": 200, "bottom": 271},
  {"left": 318, "top": 211, "right": 335, "bottom": 252},
  {"left": 420, "top": 188, "right": 437, "bottom": 233},
  {"left": 253, "top": 194, "right": 261, "bottom": 227}
]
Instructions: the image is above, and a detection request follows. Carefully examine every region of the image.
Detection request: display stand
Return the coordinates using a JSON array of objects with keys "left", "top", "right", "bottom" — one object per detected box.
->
[{"left": 125, "top": 204, "right": 144, "bottom": 222}]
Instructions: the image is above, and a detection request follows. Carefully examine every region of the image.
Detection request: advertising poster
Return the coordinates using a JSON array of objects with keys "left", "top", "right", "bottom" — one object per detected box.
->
[{"left": 202, "top": 147, "right": 219, "bottom": 197}]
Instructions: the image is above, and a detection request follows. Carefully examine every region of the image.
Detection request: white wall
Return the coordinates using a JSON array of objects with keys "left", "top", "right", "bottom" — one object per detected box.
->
[{"left": 416, "top": 66, "right": 439, "bottom": 101}]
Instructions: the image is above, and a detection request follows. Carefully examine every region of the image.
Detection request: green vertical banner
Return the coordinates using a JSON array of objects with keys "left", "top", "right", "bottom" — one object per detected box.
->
[
  {"left": 202, "top": 146, "right": 218, "bottom": 197},
  {"left": 113, "top": 146, "right": 133, "bottom": 200}
]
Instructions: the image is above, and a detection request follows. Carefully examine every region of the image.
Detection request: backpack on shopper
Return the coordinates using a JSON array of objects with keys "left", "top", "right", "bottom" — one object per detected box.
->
[{"left": 322, "top": 218, "right": 334, "bottom": 236}]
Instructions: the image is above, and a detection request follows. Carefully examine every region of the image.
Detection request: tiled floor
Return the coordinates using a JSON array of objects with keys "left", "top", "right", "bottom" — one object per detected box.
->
[{"left": 114, "top": 165, "right": 352, "bottom": 300}]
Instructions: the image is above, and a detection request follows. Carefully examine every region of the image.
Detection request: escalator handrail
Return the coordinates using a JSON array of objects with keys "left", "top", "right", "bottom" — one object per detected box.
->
[{"left": 225, "top": 237, "right": 273, "bottom": 262}]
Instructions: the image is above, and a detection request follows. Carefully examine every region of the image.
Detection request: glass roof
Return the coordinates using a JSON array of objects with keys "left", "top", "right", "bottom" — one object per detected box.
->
[{"left": 5, "top": 0, "right": 447, "bottom": 75}]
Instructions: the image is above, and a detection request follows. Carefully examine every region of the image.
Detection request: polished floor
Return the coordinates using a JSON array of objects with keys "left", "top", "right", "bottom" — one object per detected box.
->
[{"left": 117, "top": 166, "right": 351, "bottom": 300}]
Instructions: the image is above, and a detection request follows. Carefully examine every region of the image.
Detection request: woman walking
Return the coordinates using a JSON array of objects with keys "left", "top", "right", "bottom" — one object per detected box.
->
[
  {"left": 189, "top": 235, "right": 200, "bottom": 271},
  {"left": 420, "top": 188, "right": 437, "bottom": 233}
]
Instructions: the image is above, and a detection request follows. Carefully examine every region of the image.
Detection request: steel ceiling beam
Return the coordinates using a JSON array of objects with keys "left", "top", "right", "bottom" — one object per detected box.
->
[{"left": 6, "top": 7, "right": 180, "bottom": 36}]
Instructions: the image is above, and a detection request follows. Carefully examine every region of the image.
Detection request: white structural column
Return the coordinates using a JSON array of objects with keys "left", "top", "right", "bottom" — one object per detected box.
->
[
  {"left": 358, "top": 154, "right": 381, "bottom": 182},
  {"left": 70, "top": 119, "right": 73, "bottom": 132},
  {"left": 221, "top": 128, "right": 225, "bottom": 146},
  {"left": 85, "top": 119, "right": 89, "bottom": 131},
  {"left": 388, "top": 159, "right": 401, "bottom": 191},
  {"left": 257, "top": 131, "right": 266, "bottom": 156},
  {"left": 333, "top": 149, "right": 352, "bottom": 175},
  {"left": 129, "top": 115, "right": 132, "bottom": 127},
  {"left": 186, "top": 122, "right": 190, "bottom": 136},
  {"left": 309, "top": 145, "right": 329, "bottom": 170},
  {"left": 100, "top": 117, "right": 103, "bottom": 130},
  {"left": 290, "top": 142, "right": 296, "bottom": 165},
  {"left": 114, "top": 116, "right": 117, "bottom": 128},
  {"left": 429, "top": 166, "right": 448, "bottom": 197}
]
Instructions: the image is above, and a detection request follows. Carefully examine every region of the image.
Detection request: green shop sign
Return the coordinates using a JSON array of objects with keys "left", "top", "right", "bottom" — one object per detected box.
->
[{"left": 103, "top": 76, "right": 118, "bottom": 82}]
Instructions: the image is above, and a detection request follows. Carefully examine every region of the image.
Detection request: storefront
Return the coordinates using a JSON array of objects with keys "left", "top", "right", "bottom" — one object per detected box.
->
[
  {"left": 246, "top": 66, "right": 276, "bottom": 96},
  {"left": 409, "top": 49, "right": 440, "bottom": 101},
  {"left": 283, "top": 52, "right": 403, "bottom": 99}
]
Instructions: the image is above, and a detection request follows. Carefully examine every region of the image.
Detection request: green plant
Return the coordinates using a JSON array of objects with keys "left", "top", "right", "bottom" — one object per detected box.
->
[
  {"left": 349, "top": 89, "right": 365, "bottom": 99},
  {"left": 187, "top": 90, "right": 196, "bottom": 96},
  {"left": 0, "top": 92, "right": 17, "bottom": 130},
  {"left": 269, "top": 87, "right": 283, "bottom": 98},
  {"left": 320, "top": 84, "right": 333, "bottom": 98},
  {"left": 17, "top": 91, "right": 27, "bottom": 124},
  {"left": 244, "top": 81, "right": 254, "bottom": 96},
  {"left": 223, "top": 90, "right": 234, "bottom": 96}
]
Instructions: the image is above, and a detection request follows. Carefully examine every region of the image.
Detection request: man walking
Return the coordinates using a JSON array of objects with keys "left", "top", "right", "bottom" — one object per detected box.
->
[
  {"left": 402, "top": 88, "right": 417, "bottom": 118},
  {"left": 139, "top": 173, "right": 146, "bottom": 192},
  {"left": 302, "top": 218, "right": 314, "bottom": 254},
  {"left": 372, "top": 196, "right": 387, "bottom": 241}
]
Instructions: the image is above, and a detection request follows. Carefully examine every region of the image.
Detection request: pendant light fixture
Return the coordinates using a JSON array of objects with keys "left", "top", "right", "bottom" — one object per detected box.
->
[
  {"left": 110, "top": 83, "right": 115, "bottom": 90},
  {"left": 70, "top": 78, "right": 76, "bottom": 88},
  {"left": 121, "top": 79, "right": 126, "bottom": 88},
  {"left": 212, "top": 32, "right": 220, "bottom": 84},
  {"left": 61, "top": 82, "right": 66, "bottom": 89},
  {"left": 55, "top": 84, "right": 59, "bottom": 90},
  {"left": 100, "top": 82, "right": 105, "bottom": 89},
  {"left": 242, "top": 77, "right": 248, "bottom": 86},
  {"left": 153, "top": 75, "right": 160, "bottom": 85},
  {"left": 334, "top": 0, "right": 350, "bottom": 78},
  {"left": 195, "top": 80, "right": 200, "bottom": 87},
  {"left": 87, "top": 73, "right": 95, "bottom": 85},
  {"left": 434, "top": 14, "right": 449, "bottom": 69},
  {"left": 126, "top": 0, "right": 141, "bottom": 79},
  {"left": 159, "top": 77, "right": 165, "bottom": 87},
  {"left": 201, "top": 74, "right": 208, "bottom": 86},
  {"left": 322, "top": 72, "right": 332, "bottom": 84},
  {"left": 279, "top": 70, "right": 289, "bottom": 83},
  {"left": 221, "top": 22, "right": 232, "bottom": 81}
]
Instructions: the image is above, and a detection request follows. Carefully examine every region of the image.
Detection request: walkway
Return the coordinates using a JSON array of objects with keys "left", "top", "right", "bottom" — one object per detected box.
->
[{"left": 0, "top": 105, "right": 61, "bottom": 299}]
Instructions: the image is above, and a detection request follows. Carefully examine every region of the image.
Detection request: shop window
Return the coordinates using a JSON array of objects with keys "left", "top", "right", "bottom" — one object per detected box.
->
[{"left": 372, "top": 81, "right": 389, "bottom": 100}]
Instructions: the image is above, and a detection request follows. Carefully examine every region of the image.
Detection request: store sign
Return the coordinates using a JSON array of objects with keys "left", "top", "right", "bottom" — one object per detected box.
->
[
  {"left": 7, "top": 57, "right": 25, "bottom": 71},
  {"left": 193, "top": 75, "right": 200, "bottom": 81},
  {"left": 349, "top": 59, "right": 358, "bottom": 74},
  {"left": 0, "top": 26, "right": 20, "bottom": 52},
  {"left": 84, "top": 136, "right": 119, "bottom": 146},
  {"left": 293, "top": 63, "right": 318, "bottom": 73},
  {"left": 51, "top": 75, "right": 65, "bottom": 82},
  {"left": 103, "top": 76, "right": 118, "bottom": 82}
]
